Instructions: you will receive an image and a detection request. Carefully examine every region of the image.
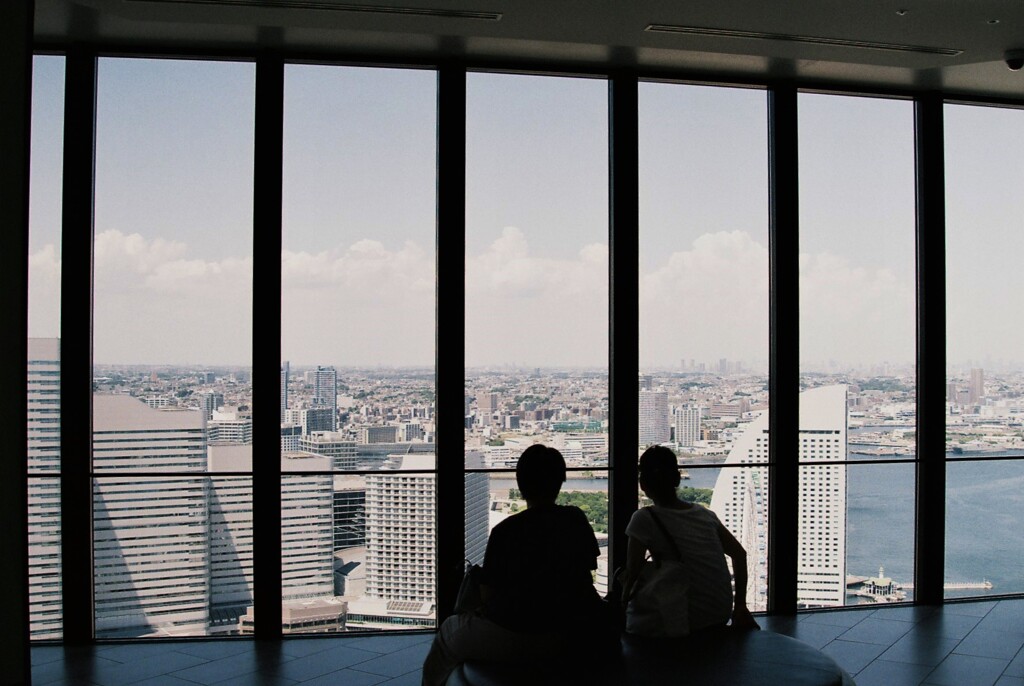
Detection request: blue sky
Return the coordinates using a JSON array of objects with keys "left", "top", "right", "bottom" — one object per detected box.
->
[{"left": 26, "top": 55, "right": 1024, "bottom": 370}]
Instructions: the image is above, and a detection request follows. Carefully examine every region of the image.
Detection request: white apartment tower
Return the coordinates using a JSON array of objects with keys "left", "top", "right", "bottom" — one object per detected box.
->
[
  {"left": 674, "top": 406, "right": 702, "bottom": 448},
  {"left": 638, "top": 389, "right": 670, "bottom": 446},
  {"left": 280, "top": 361, "right": 290, "bottom": 423},
  {"left": 364, "top": 454, "right": 489, "bottom": 605},
  {"left": 710, "top": 385, "right": 848, "bottom": 611},
  {"left": 27, "top": 338, "right": 62, "bottom": 640}
]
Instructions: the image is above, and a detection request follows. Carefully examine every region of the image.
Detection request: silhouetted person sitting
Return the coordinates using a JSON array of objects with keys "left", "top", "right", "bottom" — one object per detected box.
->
[
  {"left": 422, "top": 444, "right": 608, "bottom": 686},
  {"left": 620, "top": 445, "right": 759, "bottom": 637}
]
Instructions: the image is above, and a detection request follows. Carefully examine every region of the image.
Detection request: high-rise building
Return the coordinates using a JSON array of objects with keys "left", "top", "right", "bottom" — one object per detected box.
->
[
  {"left": 300, "top": 432, "right": 357, "bottom": 470},
  {"left": 301, "top": 407, "right": 335, "bottom": 435},
  {"left": 638, "top": 389, "right": 670, "bottom": 446},
  {"left": 359, "top": 425, "right": 399, "bottom": 444},
  {"left": 969, "top": 368, "right": 985, "bottom": 404},
  {"left": 333, "top": 475, "right": 366, "bottom": 551},
  {"left": 710, "top": 385, "right": 848, "bottom": 611},
  {"left": 674, "top": 406, "right": 702, "bottom": 448},
  {"left": 27, "top": 338, "right": 62, "bottom": 640},
  {"left": 280, "top": 361, "right": 290, "bottom": 423},
  {"left": 93, "top": 395, "right": 210, "bottom": 637},
  {"left": 208, "top": 406, "right": 253, "bottom": 444},
  {"left": 197, "top": 391, "right": 224, "bottom": 420},
  {"left": 363, "top": 453, "right": 488, "bottom": 605},
  {"left": 313, "top": 366, "right": 338, "bottom": 431}
]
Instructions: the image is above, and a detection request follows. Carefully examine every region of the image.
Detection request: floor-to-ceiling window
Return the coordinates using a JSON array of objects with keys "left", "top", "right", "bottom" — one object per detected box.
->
[
  {"left": 944, "top": 103, "right": 1024, "bottom": 600},
  {"left": 638, "top": 82, "right": 770, "bottom": 609},
  {"left": 464, "top": 72, "right": 611, "bottom": 591},
  {"left": 92, "top": 57, "right": 255, "bottom": 638},
  {"left": 281, "top": 64, "right": 438, "bottom": 632},
  {"left": 798, "top": 93, "right": 917, "bottom": 607}
]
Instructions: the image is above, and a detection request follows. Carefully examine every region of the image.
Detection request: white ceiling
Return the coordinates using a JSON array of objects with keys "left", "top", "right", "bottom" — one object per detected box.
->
[{"left": 34, "top": 0, "right": 1024, "bottom": 101}]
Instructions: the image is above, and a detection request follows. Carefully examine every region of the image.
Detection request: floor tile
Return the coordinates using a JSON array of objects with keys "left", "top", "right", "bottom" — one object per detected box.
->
[
  {"left": 773, "top": 621, "right": 849, "bottom": 649},
  {"left": 821, "top": 639, "right": 888, "bottom": 674},
  {"left": 1005, "top": 649, "right": 1024, "bottom": 678},
  {"left": 942, "top": 601, "right": 997, "bottom": 617},
  {"left": 32, "top": 645, "right": 72, "bottom": 666},
  {"left": 800, "top": 610, "right": 872, "bottom": 628},
  {"left": 996, "top": 678, "right": 1024, "bottom": 686},
  {"left": 871, "top": 605, "right": 940, "bottom": 624},
  {"left": 839, "top": 617, "right": 915, "bottom": 646},
  {"left": 954, "top": 627, "right": 1024, "bottom": 660},
  {"left": 292, "top": 667, "right": 389, "bottom": 686},
  {"left": 342, "top": 633, "right": 434, "bottom": 655},
  {"left": 269, "top": 645, "right": 382, "bottom": 682},
  {"left": 168, "top": 650, "right": 269, "bottom": 685},
  {"left": 34, "top": 654, "right": 125, "bottom": 686},
  {"left": 913, "top": 612, "right": 984, "bottom": 640},
  {"left": 169, "top": 641, "right": 255, "bottom": 660},
  {"left": 206, "top": 672, "right": 300, "bottom": 686},
  {"left": 96, "top": 643, "right": 189, "bottom": 665},
  {"left": 278, "top": 640, "right": 339, "bottom": 660},
  {"left": 852, "top": 659, "right": 933, "bottom": 686},
  {"left": 345, "top": 643, "right": 430, "bottom": 678},
  {"left": 922, "top": 653, "right": 1010, "bottom": 686},
  {"left": 122, "top": 676, "right": 197, "bottom": 686},
  {"left": 879, "top": 632, "right": 960, "bottom": 666},
  {"left": 377, "top": 672, "right": 422, "bottom": 686},
  {"left": 84, "top": 650, "right": 209, "bottom": 686}
]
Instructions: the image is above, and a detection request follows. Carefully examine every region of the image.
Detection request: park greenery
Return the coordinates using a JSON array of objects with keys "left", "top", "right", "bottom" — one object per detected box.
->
[{"left": 505, "top": 486, "right": 714, "bottom": 532}]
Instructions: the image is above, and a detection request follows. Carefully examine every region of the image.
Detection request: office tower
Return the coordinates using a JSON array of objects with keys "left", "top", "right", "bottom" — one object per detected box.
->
[
  {"left": 969, "top": 368, "right": 985, "bottom": 404},
  {"left": 208, "top": 406, "right": 253, "bottom": 444},
  {"left": 313, "top": 366, "right": 338, "bottom": 431},
  {"left": 639, "top": 374, "right": 653, "bottom": 391},
  {"left": 143, "top": 396, "right": 171, "bottom": 409},
  {"left": 710, "top": 385, "right": 848, "bottom": 611},
  {"left": 333, "top": 475, "right": 366, "bottom": 551},
  {"left": 359, "top": 425, "right": 399, "bottom": 444},
  {"left": 477, "top": 392, "right": 498, "bottom": 426},
  {"left": 464, "top": 452, "right": 490, "bottom": 566},
  {"left": 301, "top": 407, "right": 335, "bottom": 435},
  {"left": 674, "top": 406, "right": 702, "bottom": 448},
  {"left": 300, "top": 432, "right": 358, "bottom": 470},
  {"left": 209, "top": 447, "right": 337, "bottom": 631},
  {"left": 280, "top": 361, "right": 290, "bottom": 423},
  {"left": 281, "top": 423, "right": 303, "bottom": 453},
  {"left": 638, "top": 389, "right": 670, "bottom": 445},
  {"left": 363, "top": 453, "right": 489, "bottom": 605},
  {"left": 27, "top": 338, "right": 62, "bottom": 640},
  {"left": 93, "top": 395, "right": 209, "bottom": 637},
  {"left": 946, "top": 382, "right": 958, "bottom": 403},
  {"left": 197, "top": 391, "right": 224, "bottom": 421},
  {"left": 398, "top": 422, "right": 425, "bottom": 442}
]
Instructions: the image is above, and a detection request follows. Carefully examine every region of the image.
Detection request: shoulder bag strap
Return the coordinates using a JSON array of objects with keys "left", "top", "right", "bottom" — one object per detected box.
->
[{"left": 647, "top": 507, "right": 684, "bottom": 563}]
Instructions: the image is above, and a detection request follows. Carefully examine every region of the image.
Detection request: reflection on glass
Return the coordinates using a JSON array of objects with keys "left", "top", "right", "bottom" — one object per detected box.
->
[
  {"left": 465, "top": 73, "right": 609, "bottom": 485},
  {"left": 945, "top": 104, "right": 1024, "bottom": 600},
  {"left": 28, "top": 55, "right": 65, "bottom": 641}
]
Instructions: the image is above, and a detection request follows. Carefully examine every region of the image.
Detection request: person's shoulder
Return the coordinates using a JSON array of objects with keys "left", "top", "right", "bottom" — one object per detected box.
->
[{"left": 555, "top": 503, "right": 591, "bottom": 523}]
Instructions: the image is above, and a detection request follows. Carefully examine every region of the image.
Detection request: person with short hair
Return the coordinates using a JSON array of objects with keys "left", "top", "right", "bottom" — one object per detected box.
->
[
  {"left": 620, "top": 445, "right": 759, "bottom": 635},
  {"left": 422, "top": 444, "right": 608, "bottom": 686}
]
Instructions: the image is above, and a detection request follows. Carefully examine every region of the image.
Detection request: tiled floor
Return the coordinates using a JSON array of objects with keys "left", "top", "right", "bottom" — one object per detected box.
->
[{"left": 31, "top": 598, "right": 1024, "bottom": 686}]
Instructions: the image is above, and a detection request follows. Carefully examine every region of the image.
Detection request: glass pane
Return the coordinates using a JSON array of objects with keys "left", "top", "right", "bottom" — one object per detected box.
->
[
  {"left": 945, "top": 103, "right": 1024, "bottom": 599},
  {"left": 93, "top": 57, "right": 254, "bottom": 473},
  {"left": 945, "top": 460, "right": 1024, "bottom": 599},
  {"left": 638, "top": 82, "right": 769, "bottom": 452},
  {"left": 28, "top": 57, "right": 65, "bottom": 639},
  {"left": 282, "top": 65, "right": 437, "bottom": 471},
  {"left": 465, "top": 73, "right": 609, "bottom": 468},
  {"left": 842, "top": 463, "right": 915, "bottom": 605}
]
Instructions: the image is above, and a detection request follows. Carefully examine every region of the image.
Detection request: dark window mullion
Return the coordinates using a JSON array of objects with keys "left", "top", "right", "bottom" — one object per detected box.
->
[
  {"left": 2, "top": 2, "right": 34, "bottom": 675},
  {"left": 252, "top": 55, "right": 284, "bottom": 639},
  {"left": 60, "top": 47, "right": 97, "bottom": 644},
  {"left": 913, "top": 93, "right": 946, "bottom": 606},
  {"left": 435, "top": 65, "right": 466, "bottom": 623},
  {"left": 608, "top": 71, "right": 639, "bottom": 578},
  {"left": 767, "top": 85, "right": 799, "bottom": 615}
]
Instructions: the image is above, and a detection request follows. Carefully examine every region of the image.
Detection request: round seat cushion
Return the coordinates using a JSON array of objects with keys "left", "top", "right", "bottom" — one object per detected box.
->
[{"left": 446, "top": 629, "right": 854, "bottom": 686}]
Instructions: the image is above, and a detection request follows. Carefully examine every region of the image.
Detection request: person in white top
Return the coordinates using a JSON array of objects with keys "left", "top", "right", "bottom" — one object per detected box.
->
[{"left": 621, "top": 445, "right": 759, "bottom": 635}]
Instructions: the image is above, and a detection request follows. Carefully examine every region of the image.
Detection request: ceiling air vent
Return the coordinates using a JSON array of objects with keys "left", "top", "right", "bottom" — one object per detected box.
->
[
  {"left": 123, "top": 0, "right": 502, "bottom": 21},
  {"left": 645, "top": 24, "right": 961, "bottom": 57}
]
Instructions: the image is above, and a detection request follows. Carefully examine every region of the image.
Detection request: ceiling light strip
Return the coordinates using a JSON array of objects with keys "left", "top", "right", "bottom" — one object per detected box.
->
[
  {"left": 645, "top": 24, "right": 961, "bottom": 57},
  {"left": 125, "top": 0, "right": 502, "bottom": 21}
]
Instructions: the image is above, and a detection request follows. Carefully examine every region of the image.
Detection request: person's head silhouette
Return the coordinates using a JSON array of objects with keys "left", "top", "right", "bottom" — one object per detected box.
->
[
  {"left": 638, "top": 445, "right": 681, "bottom": 501},
  {"left": 516, "top": 444, "right": 566, "bottom": 505}
]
